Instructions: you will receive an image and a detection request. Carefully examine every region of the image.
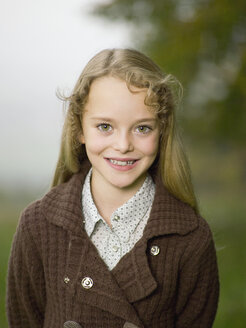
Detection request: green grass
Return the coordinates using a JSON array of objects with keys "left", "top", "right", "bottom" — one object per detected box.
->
[
  {"left": 202, "top": 196, "right": 246, "bottom": 328},
  {"left": 190, "top": 144, "right": 246, "bottom": 327},
  {"left": 0, "top": 212, "right": 20, "bottom": 328}
]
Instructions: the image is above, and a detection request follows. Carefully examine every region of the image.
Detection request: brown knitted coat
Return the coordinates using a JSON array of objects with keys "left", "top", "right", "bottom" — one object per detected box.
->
[{"left": 7, "top": 162, "right": 219, "bottom": 328}]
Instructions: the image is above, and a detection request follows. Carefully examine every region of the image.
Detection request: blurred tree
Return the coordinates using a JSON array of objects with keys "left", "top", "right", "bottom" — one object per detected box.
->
[{"left": 91, "top": 0, "right": 246, "bottom": 146}]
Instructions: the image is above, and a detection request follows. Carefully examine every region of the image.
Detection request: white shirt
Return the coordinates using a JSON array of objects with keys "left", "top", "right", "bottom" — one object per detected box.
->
[{"left": 82, "top": 169, "right": 156, "bottom": 270}]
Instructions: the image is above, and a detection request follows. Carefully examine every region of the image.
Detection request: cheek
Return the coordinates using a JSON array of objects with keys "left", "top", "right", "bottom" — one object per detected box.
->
[
  {"left": 84, "top": 135, "right": 109, "bottom": 154},
  {"left": 138, "top": 135, "right": 159, "bottom": 156}
]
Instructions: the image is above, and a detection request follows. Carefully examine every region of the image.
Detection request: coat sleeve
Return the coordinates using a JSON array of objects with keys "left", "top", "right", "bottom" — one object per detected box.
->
[
  {"left": 175, "top": 221, "right": 219, "bottom": 328},
  {"left": 6, "top": 208, "right": 46, "bottom": 328}
]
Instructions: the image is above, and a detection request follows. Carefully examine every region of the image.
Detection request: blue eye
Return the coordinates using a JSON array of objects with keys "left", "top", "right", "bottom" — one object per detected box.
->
[
  {"left": 97, "top": 123, "right": 112, "bottom": 132},
  {"left": 136, "top": 125, "right": 152, "bottom": 134}
]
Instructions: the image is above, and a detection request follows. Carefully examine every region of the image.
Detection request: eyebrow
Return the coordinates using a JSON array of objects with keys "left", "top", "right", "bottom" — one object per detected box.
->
[{"left": 90, "top": 117, "right": 157, "bottom": 124}]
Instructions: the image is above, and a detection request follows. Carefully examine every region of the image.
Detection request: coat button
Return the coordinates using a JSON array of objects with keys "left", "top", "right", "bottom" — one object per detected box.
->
[
  {"left": 64, "top": 277, "right": 70, "bottom": 284},
  {"left": 81, "top": 277, "right": 93, "bottom": 289},
  {"left": 113, "top": 214, "right": 120, "bottom": 222},
  {"left": 112, "top": 245, "right": 119, "bottom": 252},
  {"left": 150, "top": 245, "right": 160, "bottom": 256}
]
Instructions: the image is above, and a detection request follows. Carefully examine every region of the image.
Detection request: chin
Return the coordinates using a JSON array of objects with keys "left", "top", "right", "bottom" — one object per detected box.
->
[
  {"left": 111, "top": 180, "right": 134, "bottom": 190},
  {"left": 110, "top": 176, "right": 143, "bottom": 190}
]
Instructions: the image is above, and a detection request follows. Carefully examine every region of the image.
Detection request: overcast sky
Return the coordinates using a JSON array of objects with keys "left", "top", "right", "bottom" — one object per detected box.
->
[{"left": 0, "top": 0, "right": 131, "bottom": 191}]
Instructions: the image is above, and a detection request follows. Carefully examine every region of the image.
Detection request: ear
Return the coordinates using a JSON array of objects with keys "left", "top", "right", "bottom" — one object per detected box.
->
[{"left": 78, "top": 132, "right": 85, "bottom": 144}]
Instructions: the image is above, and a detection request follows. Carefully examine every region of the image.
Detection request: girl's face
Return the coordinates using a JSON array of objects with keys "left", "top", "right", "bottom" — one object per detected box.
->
[{"left": 80, "top": 76, "right": 160, "bottom": 196}]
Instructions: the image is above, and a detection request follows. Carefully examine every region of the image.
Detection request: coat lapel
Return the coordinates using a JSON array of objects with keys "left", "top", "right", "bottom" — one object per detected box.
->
[
  {"left": 112, "top": 235, "right": 157, "bottom": 303},
  {"left": 64, "top": 233, "right": 144, "bottom": 327},
  {"left": 112, "top": 172, "right": 198, "bottom": 303}
]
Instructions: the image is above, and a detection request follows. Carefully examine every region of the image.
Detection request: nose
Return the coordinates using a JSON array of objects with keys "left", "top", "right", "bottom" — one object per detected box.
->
[{"left": 113, "top": 131, "right": 134, "bottom": 153}]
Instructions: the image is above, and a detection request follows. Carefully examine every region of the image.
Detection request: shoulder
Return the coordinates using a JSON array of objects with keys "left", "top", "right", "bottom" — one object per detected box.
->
[
  {"left": 19, "top": 170, "right": 82, "bottom": 222},
  {"left": 18, "top": 167, "right": 90, "bottom": 239},
  {"left": 14, "top": 181, "right": 74, "bottom": 258},
  {"left": 16, "top": 180, "right": 69, "bottom": 238},
  {"left": 188, "top": 213, "right": 215, "bottom": 250},
  {"left": 18, "top": 199, "right": 43, "bottom": 233},
  {"left": 177, "top": 213, "right": 217, "bottom": 271},
  {"left": 194, "top": 214, "right": 214, "bottom": 241},
  {"left": 149, "top": 171, "right": 214, "bottom": 240}
]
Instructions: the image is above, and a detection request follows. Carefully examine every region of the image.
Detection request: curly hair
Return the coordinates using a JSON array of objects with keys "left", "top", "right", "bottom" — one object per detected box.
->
[{"left": 52, "top": 48, "right": 198, "bottom": 211}]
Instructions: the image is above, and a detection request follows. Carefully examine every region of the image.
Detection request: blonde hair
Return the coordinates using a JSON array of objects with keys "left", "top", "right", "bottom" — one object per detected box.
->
[{"left": 52, "top": 48, "right": 198, "bottom": 211}]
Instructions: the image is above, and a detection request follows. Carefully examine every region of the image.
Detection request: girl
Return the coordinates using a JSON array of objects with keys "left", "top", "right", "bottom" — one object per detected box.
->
[{"left": 7, "top": 48, "right": 219, "bottom": 328}]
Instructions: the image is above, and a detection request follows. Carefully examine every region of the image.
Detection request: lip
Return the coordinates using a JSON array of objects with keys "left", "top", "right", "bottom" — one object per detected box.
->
[
  {"left": 105, "top": 157, "right": 138, "bottom": 161},
  {"left": 104, "top": 157, "right": 139, "bottom": 171}
]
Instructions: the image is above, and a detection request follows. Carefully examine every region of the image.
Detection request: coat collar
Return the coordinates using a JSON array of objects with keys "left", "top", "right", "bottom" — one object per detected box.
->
[
  {"left": 143, "top": 171, "right": 198, "bottom": 239},
  {"left": 41, "top": 160, "right": 198, "bottom": 238}
]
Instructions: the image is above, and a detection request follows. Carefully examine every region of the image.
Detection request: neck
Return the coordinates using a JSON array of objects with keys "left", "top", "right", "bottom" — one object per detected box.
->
[{"left": 90, "top": 174, "right": 146, "bottom": 225}]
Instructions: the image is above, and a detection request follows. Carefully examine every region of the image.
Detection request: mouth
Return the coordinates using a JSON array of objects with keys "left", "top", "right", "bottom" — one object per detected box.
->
[
  {"left": 107, "top": 158, "right": 137, "bottom": 166},
  {"left": 105, "top": 158, "right": 139, "bottom": 169}
]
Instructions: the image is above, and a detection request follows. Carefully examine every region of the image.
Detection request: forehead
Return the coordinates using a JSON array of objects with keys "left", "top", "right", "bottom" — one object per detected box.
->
[{"left": 85, "top": 76, "right": 156, "bottom": 119}]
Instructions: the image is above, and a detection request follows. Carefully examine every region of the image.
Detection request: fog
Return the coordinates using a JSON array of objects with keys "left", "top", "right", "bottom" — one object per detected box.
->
[{"left": 0, "top": 0, "right": 130, "bottom": 191}]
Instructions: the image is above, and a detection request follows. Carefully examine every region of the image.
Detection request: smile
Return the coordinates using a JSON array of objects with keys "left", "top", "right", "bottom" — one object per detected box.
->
[
  {"left": 105, "top": 158, "right": 139, "bottom": 171},
  {"left": 108, "top": 159, "right": 136, "bottom": 166}
]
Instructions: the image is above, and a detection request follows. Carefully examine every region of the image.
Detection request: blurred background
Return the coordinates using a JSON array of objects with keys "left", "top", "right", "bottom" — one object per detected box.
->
[{"left": 0, "top": 0, "right": 245, "bottom": 327}]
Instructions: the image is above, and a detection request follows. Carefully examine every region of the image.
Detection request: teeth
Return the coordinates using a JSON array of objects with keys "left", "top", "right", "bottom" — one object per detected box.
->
[{"left": 109, "top": 159, "right": 135, "bottom": 166}]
